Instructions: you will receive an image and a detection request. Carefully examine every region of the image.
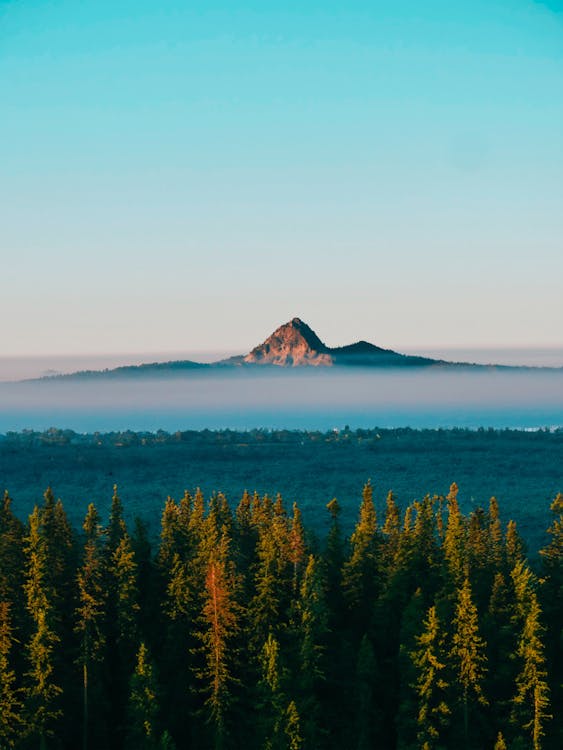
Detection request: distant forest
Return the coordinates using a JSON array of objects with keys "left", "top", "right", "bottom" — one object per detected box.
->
[
  {"left": 1, "top": 427, "right": 562, "bottom": 552},
  {"left": 0, "top": 482, "right": 561, "bottom": 749}
]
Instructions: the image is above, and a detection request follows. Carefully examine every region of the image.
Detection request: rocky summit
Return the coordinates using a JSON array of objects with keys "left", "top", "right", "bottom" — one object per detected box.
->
[
  {"left": 240, "top": 317, "right": 439, "bottom": 367},
  {"left": 243, "top": 318, "right": 333, "bottom": 366}
]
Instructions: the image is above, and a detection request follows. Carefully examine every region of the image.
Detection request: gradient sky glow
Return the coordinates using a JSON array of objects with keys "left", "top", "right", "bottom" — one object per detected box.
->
[{"left": 1, "top": 0, "right": 562, "bottom": 355}]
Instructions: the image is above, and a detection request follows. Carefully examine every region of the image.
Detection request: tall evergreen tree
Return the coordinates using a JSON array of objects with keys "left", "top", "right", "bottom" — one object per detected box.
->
[
  {"left": 411, "top": 605, "right": 450, "bottom": 749},
  {"left": 443, "top": 483, "right": 466, "bottom": 583},
  {"left": 23, "top": 505, "right": 63, "bottom": 749},
  {"left": 342, "top": 481, "right": 380, "bottom": 634},
  {"left": 285, "top": 700, "right": 303, "bottom": 750},
  {"left": 353, "top": 634, "right": 381, "bottom": 750},
  {"left": 75, "top": 503, "right": 107, "bottom": 750},
  {"left": 0, "top": 490, "right": 24, "bottom": 607},
  {"left": 510, "top": 562, "right": 551, "bottom": 750},
  {"left": 0, "top": 601, "right": 21, "bottom": 749},
  {"left": 449, "top": 577, "right": 488, "bottom": 749},
  {"left": 257, "top": 632, "right": 288, "bottom": 750},
  {"left": 539, "top": 493, "right": 563, "bottom": 748},
  {"left": 126, "top": 641, "right": 160, "bottom": 750},
  {"left": 195, "top": 531, "right": 240, "bottom": 749},
  {"left": 297, "top": 555, "right": 328, "bottom": 748}
]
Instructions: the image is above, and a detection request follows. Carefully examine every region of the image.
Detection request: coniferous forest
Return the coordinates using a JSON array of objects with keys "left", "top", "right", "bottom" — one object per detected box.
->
[{"left": 0, "top": 482, "right": 561, "bottom": 750}]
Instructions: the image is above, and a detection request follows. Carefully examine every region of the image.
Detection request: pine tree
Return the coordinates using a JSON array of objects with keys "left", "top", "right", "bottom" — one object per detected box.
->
[
  {"left": 257, "top": 632, "right": 288, "bottom": 750},
  {"left": 342, "top": 481, "right": 380, "bottom": 633},
  {"left": 354, "top": 634, "right": 381, "bottom": 750},
  {"left": 483, "top": 572, "right": 516, "bottom": 741},
  {"left": 382, "top": 490, "right": 401, "bottom": 572},
  {"left": 195, "top": 531, "right": 240, "bottom": 748},
  {"left": 285, "top": 700, "right": 303, "bottom": 750},
  {"left": 539, "top": 492, "right": 563, "bottom": 747},
  {"left": 107, "top": 525, "right": 140, "bottom": 750},
  {"left": 505, "top": 520, "right": 524, "bottom": 569},
  {"left": 443, "top": 483, "right": 466, "bottom": 583},
  {"left": 250, "top": 519, "right": 284, "bottom": 649},
  {"left": 107, "top": 484, "right": 126, "bottom": 554},
  {"left": 289, "top": 503, "right": 306, "bottom": 595},
  {"left": 487, "top": 497, "right": 503, "bottom": 570},
  {"left": 126, "top": 641, "right": 160, "bottom": 750},
  {"left": 297, "top": 555, "right": 328, "bottom": 748},
  {"left": 510, "top": 562, "right": 551, "bottom": 750},
  {"left": 411, "top": 605, "right": 450, "bottom": 749},
  {"left": 0, "top": 490, "right": 25, "bottom": 606},
  {"left": 23, "top": 505, "right": 63, "bottom": 749},
  {"left": 449, "top": 577, "right": 488, "bottom": 749},
  {"left": 76, "top": 503, "right": 107, "bottom": 750},
  {"left": 110, "top": 533, "right": 140, "bottom": 646},
  {"left": 0, "top": 601, "right": 22, "bottom": 749}
]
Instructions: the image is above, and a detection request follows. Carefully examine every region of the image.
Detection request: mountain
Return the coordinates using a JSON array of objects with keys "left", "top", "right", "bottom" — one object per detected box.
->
[
  {"left": 224, "top": 317, "right": 442, "bottom": 368},
  {"left": 29, "top": 318, "right": 558, "bottom": 381},
  {"left": 241, "top": 318, "right": 333, "bottom": 366}
]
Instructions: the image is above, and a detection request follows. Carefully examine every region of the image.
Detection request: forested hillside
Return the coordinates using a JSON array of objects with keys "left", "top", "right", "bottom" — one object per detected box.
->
[{"left": 0, "top": 483, "right": 561, "bottom": 749}]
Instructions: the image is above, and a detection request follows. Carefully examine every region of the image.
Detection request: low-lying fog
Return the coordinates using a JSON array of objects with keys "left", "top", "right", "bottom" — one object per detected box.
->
[{"left": 1, "top": 367, "right": 562, "bottom": 432}]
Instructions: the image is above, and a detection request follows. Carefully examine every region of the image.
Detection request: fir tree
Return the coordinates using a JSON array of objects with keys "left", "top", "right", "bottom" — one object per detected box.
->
[
  {"left": 0, "top": 490, "right": 25, "bottom": 606},
  {"left": 297, "top": 555, "right": 328, "bottom": 748},
  {"left": 23, "top": 505, "right": 62, "bottom": 749},
  {"left": 75, "top": 503, "right": 107, "bottom": 750},
  {"left": 285, "top": 700, "right": 303, "bottom": 750},
  {"left": 0, "top": 601, "right": 22, "bottom": 749},
  {"left": 257, "top": 632, "right": 288, "bottom": 750},
  {"left": 354, "top": 634, "right": 381, "bottom": 750},
  {"left": 510, "top": 562, "right": 551, "bottom": 750},
  {"left": 443, "top": 483, "right": 466, "bottom": 583},
  {"left": 449, "top": 577, "right": 488, "bottom": 749},
  {"left": 126, "top": 642, "right": 160, "bottom": 750},
  {"left": 196, "top": 531, "right": 240, "bottom": 748},
  {"left": 342, "top": 481, "right": 380, "bottom": 633},
  {"left": 539, "top": 493, "right": 563, "bottom": 747},
  {"left": 411, "top": 605, "right": 450, "bottom": 749}
]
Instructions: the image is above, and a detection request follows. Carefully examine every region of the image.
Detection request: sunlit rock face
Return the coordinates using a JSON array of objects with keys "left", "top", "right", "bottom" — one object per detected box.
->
[{"left": 243, "top": 318, "right": 334, "bottom": 366}]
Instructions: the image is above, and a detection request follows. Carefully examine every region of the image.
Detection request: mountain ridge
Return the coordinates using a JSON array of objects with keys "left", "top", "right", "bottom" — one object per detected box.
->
[
  {"left": 24, "top": 318, "right": 562, "bottom": 380},
  {"left": 222, "top": 317, "right": 442, "bottom": 368}
]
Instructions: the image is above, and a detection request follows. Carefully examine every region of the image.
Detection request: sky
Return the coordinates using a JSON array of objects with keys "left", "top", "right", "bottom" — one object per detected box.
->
[{"left": 1, "top": 0, "right": 562, "bottom": 356}]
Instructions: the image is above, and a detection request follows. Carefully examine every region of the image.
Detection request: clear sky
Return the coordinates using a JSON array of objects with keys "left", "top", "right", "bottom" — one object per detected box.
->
[{"left": 1, "top": 0, "right": 562, "bottom": 356}]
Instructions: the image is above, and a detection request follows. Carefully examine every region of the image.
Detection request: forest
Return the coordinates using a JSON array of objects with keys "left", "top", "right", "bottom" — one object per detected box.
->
[
  {"left": 0, "top": 481, "right": 561, "bottom": 750},
  {"left": 1, "top": 426, "right": 562, "bottom": 553}
]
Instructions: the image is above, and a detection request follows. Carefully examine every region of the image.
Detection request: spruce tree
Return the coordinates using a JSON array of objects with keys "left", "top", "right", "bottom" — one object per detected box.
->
[
  {"left": 449, "top": 577, "right": 488, "bottom": 749},
  {"left": 126, "top": 641, "right": 160, "bottom": 750},
  {"left": 0, "top": 601, "right": 22, "bottom": 749},
  {"left": 75, "top": 503, "right": 107, "bottom": 750},
  {"left": 411, "top": 605, "right": 450, "bottom": 749},
  {"left": 23, "top": 505, "right": 63, "bottom": 749},
  {"left": 539, "top": 493, "right": 563, "bottom": 747},
  {"left": 342, "top": 481, "right": 380, "bottom": 634},
  {"left": 297, "top": 555, "right": 328, "bottom": 748},
  {"left": 0, "top": 490, "right": 24, "bottom": 607},
  {"left": 285, "top": 700, "right": 303, "bottom": 750},
  {"left": 510, "top": 562, "right": 551, "bottom": 750},
  {"left": 195, "top": 530, "right": 240, "bottom": 749},
  {"left": 443, "top": 483, "right": 466, "bottom": 583},
  {"left": 354, "top": 634, "right": 381, "bottom": 750},
  {"left": 257, "top": 632, "right": 288, "bottom": 750}
]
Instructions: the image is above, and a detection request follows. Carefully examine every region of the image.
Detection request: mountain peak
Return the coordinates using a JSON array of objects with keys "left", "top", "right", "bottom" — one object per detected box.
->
[{"left": 244, "top": 318, "right": 332, "bottom": 366}]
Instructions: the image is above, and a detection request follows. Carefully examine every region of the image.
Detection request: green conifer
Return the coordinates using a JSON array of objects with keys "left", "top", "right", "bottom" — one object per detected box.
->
[
  {"left": 450, "top": 577, "right": 488, "bottom": 748},
  {"left": 411, "top": 605, "right": 450, "bottom": 749},
  {"left": 0, "top": 601, "right": 22, "bottom": 749}
]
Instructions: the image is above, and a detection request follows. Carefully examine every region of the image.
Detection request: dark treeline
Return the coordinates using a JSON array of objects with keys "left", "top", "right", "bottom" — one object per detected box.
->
[{"left": 0, "top": 483, "right": 561, "bottom": 750}]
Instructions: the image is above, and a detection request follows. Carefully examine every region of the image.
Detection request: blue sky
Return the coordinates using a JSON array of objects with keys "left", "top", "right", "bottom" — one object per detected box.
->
[{"left": 1, "top": 0, "right": 562, "bottom": 355}]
